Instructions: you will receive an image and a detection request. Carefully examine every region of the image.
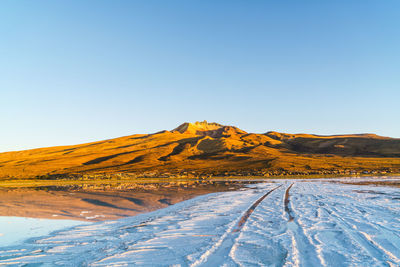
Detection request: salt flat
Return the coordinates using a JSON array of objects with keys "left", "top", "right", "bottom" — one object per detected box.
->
[{"left": 1, "top": 178, "right": 400, "bottom": 266}]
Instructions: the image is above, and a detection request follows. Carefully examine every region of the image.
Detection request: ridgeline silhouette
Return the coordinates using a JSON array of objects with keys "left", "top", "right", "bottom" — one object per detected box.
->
[{"left": 1, "top": 121, "right": 400, "bottom": 179}]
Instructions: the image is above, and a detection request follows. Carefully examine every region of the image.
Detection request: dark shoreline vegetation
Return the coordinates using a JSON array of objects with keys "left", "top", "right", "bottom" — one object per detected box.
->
[
  {"left": 1, "top": 171, "right": 399, "bottom": 189},
  {"left": 32, "top": 167, "right": 400, "bottom": 180}
]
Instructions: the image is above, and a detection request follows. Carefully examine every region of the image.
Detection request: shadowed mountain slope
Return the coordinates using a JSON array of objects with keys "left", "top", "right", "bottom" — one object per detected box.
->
[{"left": 1, "top": 121, "right": 400, "bottom": 178}]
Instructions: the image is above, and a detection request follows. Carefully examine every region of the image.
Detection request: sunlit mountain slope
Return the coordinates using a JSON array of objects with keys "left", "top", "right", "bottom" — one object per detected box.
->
[{"left": 1, "top": 121, "right": 399, "bottom": 178}]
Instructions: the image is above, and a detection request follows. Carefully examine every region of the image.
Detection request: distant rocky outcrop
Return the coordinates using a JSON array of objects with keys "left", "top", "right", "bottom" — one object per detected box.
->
[{"left": 173, "top": 121, "right": 246, "bottom": 137}]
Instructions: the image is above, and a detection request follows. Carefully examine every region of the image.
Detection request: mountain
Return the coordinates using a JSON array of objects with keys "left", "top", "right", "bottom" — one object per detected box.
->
[{"left": 0, "top": 121, "right": 399, "bottom": 178}]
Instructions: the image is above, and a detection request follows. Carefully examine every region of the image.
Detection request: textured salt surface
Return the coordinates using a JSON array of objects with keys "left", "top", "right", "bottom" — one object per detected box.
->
[{"left": 1, "top": 179, "right": 400, "bottom": 266}]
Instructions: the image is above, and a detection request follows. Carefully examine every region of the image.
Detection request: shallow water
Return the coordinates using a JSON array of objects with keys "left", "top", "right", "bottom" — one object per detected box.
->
[
  {"left": 0, "top": 180, "right": 248, "bottom": 221},
  {"left": 0, "top": 216, "right": 86, "bottom": 247},
  {"left": 1, "top": 177, "right": 400, "bottom": 266}
]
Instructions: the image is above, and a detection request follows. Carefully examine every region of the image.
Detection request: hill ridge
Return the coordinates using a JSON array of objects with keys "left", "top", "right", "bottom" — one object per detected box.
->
[{"left": 0, "top": 121, "right": 399, "bottom": 178}]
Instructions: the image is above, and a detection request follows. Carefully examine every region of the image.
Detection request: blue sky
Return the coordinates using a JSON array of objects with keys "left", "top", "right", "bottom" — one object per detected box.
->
[{"left": 1, "top": 1, "right": 399, "bottom": 152}]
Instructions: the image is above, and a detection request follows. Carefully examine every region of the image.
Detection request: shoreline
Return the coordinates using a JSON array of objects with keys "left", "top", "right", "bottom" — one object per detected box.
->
[{"left": 1, "top": 172, "right": 400, "bottom": 188}]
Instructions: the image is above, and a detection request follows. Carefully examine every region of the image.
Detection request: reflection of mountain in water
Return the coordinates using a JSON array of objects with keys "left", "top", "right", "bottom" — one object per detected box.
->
[{"left": 0, "top": 181, "right": 247, "bottom": 221}]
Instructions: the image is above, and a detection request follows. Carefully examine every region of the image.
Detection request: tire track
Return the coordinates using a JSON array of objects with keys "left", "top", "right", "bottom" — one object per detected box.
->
[
  {"left": 233, "top": 184, "right": 283, "bottom": 232},
  {"left": 192, "top": 184, "right": 283, "bottom": 266},
  {"left": 284, "top": 183, "right": 294, "bottom": 221},
  {"left": 284, "top": 183, "right": 323, "bottom": 267}
]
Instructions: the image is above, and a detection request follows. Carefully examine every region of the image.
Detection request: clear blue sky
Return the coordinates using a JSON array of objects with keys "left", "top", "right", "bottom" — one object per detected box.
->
[{"left": 1, "top": 1, "right": 399, "bottom": 152}]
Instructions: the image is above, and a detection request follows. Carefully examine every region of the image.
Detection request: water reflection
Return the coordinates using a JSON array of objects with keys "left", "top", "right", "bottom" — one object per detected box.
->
[{"left": 0, "top": 180, "right": 259, "bottom": 222}]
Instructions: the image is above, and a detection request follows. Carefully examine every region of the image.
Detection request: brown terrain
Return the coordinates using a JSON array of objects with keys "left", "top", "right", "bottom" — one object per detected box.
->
[{"left": 1, "top": 121, "right": 400, "bottom": 179}]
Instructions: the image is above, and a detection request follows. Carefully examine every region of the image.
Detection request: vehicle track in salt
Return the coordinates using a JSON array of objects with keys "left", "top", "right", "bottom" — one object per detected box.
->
[
  {"left": 233, "top": 184, "right": 283, "bottom": 232},
  {"left": 283, "top": 182, "right": 323, "bottom": 267},
  {"left": 284, "top": 182, "right": 294, "bottom": 221},
  {"left": 192, "top": 184, "right": 284, "bottom": 266}
]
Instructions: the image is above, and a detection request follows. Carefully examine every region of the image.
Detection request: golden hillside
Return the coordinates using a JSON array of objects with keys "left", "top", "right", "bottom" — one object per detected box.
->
[{"left": 1, "top": 121, "right": 400, "bottom": 178}]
